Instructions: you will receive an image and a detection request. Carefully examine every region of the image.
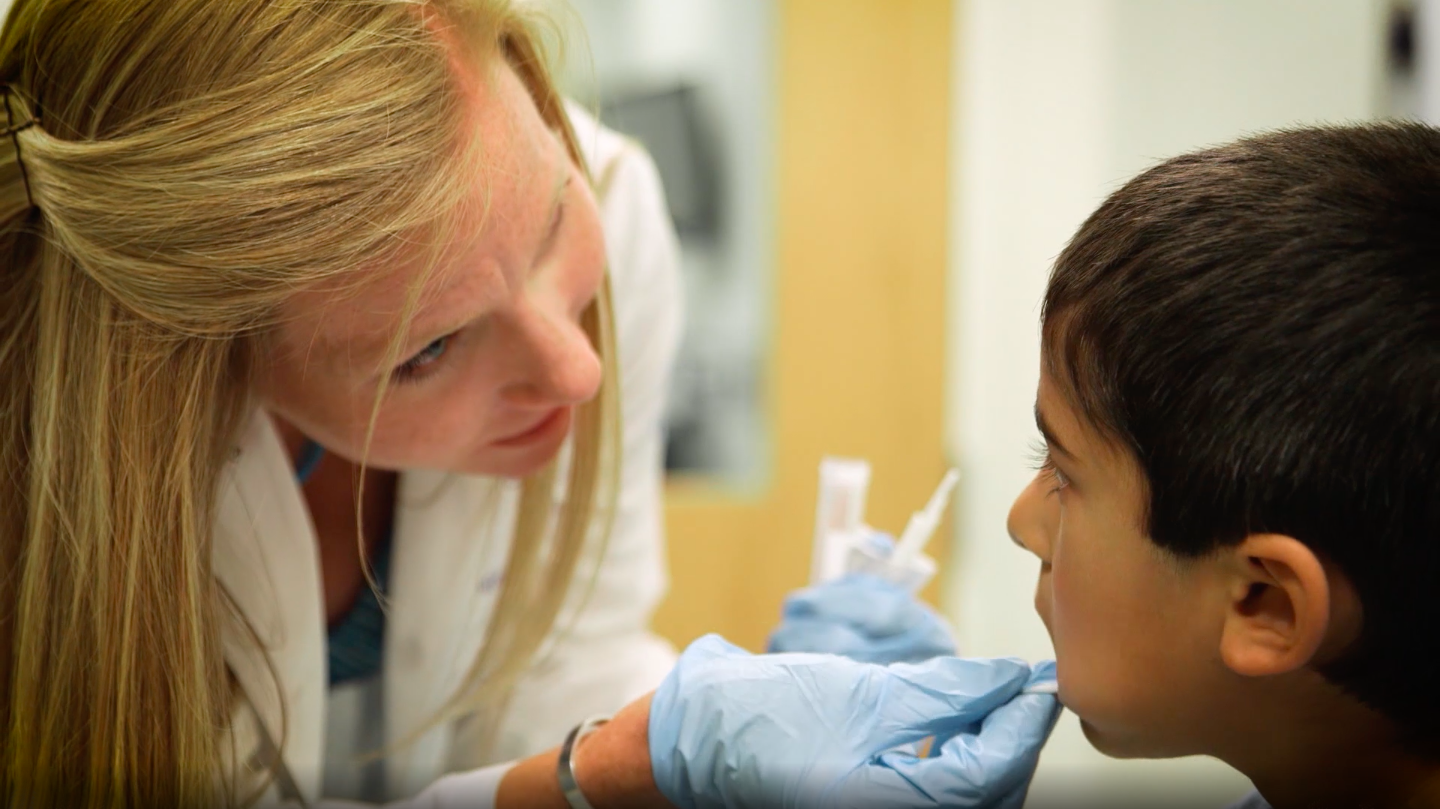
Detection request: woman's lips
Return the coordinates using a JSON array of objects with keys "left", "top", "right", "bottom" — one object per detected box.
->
[{"left": 491, "top": 407, "right": 571, "bottom": 448}]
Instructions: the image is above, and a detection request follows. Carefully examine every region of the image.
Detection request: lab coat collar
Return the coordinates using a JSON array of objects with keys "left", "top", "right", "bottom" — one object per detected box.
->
[
  {"left": 213, "top": 409, "right": 521, "bottom": 801},
  {"left": 382, "top": 468, "right": 517, "bottom": 796},
  {"left": 214, "top": 409, "right": 328, "bottom": 802}
]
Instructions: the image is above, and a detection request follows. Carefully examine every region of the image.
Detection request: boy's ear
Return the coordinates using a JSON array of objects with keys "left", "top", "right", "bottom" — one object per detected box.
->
[{"left": 1217, "top": 534, "right": 1357, "bottom": 677}]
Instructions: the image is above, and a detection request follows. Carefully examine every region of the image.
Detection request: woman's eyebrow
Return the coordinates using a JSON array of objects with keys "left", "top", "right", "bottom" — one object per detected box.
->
[
  {"left": 400, "top": 267, "right": 500, "bottom": 350},
  {"left": 401, "top": 166, "right": 569, "bottom": 352},
  {"left": 1034, "top": 404, "right": 1077, "bottom": 461},
  {"left": 329, "top": 162, "right": 573, "bottom": 373},
  {"left": 324, "top": 264, "right": 497, "bottom": 373}
]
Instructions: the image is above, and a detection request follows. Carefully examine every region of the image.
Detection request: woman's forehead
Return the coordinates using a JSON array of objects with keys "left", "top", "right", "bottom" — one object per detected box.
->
[{"left": 275, "top": 57, "right": 560, "bottom": 372}]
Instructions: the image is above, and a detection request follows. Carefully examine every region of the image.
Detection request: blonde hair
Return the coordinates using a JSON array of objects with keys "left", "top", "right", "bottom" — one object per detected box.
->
[{"left": 0, "top": 1, "right": 618, "bottom": 806}]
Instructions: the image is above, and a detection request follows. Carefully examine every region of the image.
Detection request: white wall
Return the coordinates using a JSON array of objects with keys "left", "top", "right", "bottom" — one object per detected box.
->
[
  {"left": 945, "top": 0, "right": 1386, "bottom": 803},
  {"left": 1422, "top": 0, "right": 1440, "bottom": 122}
]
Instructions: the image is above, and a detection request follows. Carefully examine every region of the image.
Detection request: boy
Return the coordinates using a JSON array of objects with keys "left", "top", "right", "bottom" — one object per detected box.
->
[{"left": 1007, "top": 121, "right": 1439, "bottom": 808}]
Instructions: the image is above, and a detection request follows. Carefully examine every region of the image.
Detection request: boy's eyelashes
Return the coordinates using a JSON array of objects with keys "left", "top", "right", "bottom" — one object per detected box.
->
[{"left": 1027, "top": 440, "right": 1071, "bottom": 494}]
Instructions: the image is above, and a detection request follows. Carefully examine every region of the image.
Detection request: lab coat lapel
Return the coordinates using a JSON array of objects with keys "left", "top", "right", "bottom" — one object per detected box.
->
[
  {"left": 213, "top": 410, "right": 328, "bottom": 803},
  {"left": 383, "top": 470, "right": 518, "bottom": 797}
]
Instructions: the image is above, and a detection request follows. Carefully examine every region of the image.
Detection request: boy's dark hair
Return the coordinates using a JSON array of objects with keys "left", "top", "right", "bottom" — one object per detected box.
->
[{"left": 1042, "top": 122, "right": 1440, "bottom": 753}]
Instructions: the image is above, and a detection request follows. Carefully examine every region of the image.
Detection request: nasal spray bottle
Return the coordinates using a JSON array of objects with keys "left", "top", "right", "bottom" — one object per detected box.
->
[{"left": 810, "top": 457, "right": 959, "bottom": 593}]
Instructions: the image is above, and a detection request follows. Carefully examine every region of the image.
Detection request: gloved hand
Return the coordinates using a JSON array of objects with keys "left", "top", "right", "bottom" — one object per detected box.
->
[
  {"left": 768, "top": 556, "right": 957, "bottom": 664},
  {"left": 650, "top": 634, "right": 1061, "bottom": 809}
]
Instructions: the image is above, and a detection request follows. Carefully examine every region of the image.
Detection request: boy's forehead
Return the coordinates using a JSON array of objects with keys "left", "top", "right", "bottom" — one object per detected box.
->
[
  {"left": 1036, "top": 335, "right": 1090, "bottom": 433},
  {"left": 1035, "top": 372, "right": 1079, "bottom": 448},
  {"left": 1037, "top": 322, "right": 1119, "bottom": 456},
  {"left": 1034, "top": 396, "right": 1076, "bottom": 462},
  {"left": 1037, "top": 368, "right": 1153, "bottom": 518},
  {"left": 1036, "top": 367, "right": 1124, "bottom": 469}
]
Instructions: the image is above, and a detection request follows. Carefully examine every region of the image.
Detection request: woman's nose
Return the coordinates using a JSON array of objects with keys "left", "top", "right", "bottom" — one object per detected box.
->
[
  {"left": 1007, "top": 474, "right": 1057, "bottom": 563},
  {"left": 499, "top": 304, "right": 602, "bottom": 409}
]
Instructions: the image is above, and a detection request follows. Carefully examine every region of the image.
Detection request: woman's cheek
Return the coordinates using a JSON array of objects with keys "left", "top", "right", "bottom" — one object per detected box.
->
[
  {"left": 573, "top": 239, "right": 607, "bottom": 315},
  {"left": 566, "top": 189, "right": 608, "bottom": 313},
  {"left": 368, "top": 406, "right": 450, "bottom": 466},
  {"left": 369, "top": 380, "right": 488, "bottom": 466}
]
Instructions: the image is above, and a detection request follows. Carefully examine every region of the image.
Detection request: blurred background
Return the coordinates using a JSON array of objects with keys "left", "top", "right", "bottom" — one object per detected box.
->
[
  {"left": 560, "top": 0, "right": 776, "bottom": 486},
  {"left": 557, "top": 0, "right": 1437, "bottom": 804}
]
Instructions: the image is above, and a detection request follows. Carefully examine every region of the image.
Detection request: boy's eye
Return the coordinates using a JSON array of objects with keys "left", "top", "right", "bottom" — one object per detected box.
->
[
  {"left": 1046, "top": 464, "right": 1070, "bottom": 493},
  {"left": 1027, "top": 440, "right": 1071, "bottom": 494},
  {"left": 395, "top": 334, "right": 451, "bottom": 382}
]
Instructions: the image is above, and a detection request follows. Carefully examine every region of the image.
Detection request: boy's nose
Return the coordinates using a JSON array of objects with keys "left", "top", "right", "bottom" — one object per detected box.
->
[{"left": 1007, "top": 475, "right": 1057, "bottom": 563}]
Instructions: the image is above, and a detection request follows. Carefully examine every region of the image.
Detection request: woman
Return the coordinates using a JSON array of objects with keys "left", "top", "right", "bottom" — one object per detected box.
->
[{"left": 0, "top": 1, "right": 1058, "bottom": 806}]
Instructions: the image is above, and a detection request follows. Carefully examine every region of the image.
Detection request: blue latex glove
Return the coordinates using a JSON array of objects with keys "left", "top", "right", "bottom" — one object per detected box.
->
[
  {"left": 768, "top": 568, "right": 957, "bottom": 664},
  {"left": 650, "top": 634, "right": 1062, "bottom": 809}
]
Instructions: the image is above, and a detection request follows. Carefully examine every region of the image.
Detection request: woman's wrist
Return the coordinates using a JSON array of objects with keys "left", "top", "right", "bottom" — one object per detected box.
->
[
  {"left": 494, "top": 693, "right": 670, "bottom": 809},
  {"left": 571, "top": 694, "right": 671, "bottom": 809}
]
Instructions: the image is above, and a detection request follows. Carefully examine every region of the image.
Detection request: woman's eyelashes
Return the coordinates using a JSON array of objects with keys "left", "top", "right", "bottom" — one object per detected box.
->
[
  {"left": 534, "top": 173, "right": 573, "bottom": 264},
  {"left": 545, "top": 195, "right": 568, "bottom": 254},
  {"left": 1027, "top": 440, "right": 1071, "bottom": 495},
  {"left": 394, "top": 333, "right": 453, "bottom": 384}
]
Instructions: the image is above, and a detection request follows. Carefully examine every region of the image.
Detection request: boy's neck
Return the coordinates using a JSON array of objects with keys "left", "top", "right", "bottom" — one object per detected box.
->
[
  {"left": 1226, "top": 686, "right": 1437, "bottom": 809},
  {"left": 1408, "top": 770, "right": 1440, "bottom": 809},
  {"left": 1253, "top": 757, "right": 1440, "bottom": 809}
]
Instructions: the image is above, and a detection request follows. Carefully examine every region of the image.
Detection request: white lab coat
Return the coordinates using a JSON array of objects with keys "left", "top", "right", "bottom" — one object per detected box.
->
[{"left": 213, "top": 104, "right": 683, "bottom": 808}]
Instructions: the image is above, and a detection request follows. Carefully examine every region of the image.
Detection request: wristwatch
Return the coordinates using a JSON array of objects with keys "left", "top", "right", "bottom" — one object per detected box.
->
[{"left": 557, "top": 714, "right": 612, "bottom": 809}]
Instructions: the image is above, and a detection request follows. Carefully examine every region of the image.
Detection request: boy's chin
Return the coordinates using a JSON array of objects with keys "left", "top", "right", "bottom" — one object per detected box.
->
[{"left": 1079, "top": 719, "right": 1187, "bottom": 760}]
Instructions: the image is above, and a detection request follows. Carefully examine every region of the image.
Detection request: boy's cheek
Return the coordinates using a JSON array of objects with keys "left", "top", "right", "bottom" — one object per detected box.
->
[
  {"left": 1033, "top": 568, "right": 1054, "bottom": 636},
  {"left": 1046, "top": 564, "right": 1195, "bottom": 760},
  {"left": 1045, "top": 560, "right": 1122, "bottom": 741}
]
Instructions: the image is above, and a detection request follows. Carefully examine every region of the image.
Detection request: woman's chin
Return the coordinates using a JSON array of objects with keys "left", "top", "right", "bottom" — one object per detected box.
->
[{"left": 475, "top": 450, "right": 562, "bottom": 479}]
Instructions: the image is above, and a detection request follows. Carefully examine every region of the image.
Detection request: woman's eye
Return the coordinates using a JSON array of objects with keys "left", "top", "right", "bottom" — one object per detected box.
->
[{"left": 395, "top": 335, "right": 451, "bottom": 382}]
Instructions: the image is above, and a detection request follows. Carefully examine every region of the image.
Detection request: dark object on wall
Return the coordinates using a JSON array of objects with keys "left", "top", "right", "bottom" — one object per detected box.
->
[
  {"left": 1391, "top": 2, "right": 1415, "bottom": 74},
  {"left": 602, "top": 83, "right": 724, "bottom": 239}
]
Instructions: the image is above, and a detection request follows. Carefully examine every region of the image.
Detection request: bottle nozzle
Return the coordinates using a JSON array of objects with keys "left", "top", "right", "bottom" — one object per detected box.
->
[{"left": 892, "top": 469, "right": 960, "bottom": 566}]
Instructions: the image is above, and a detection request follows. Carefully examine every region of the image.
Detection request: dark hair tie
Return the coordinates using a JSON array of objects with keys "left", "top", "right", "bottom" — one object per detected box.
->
[{"left": 1, "top": 85, "right": 39, "bottom": 209}]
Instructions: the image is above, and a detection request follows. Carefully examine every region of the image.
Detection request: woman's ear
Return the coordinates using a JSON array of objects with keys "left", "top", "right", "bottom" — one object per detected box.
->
[{"left": 1218, "top": 534, "right": 1341, "bottom": 678}]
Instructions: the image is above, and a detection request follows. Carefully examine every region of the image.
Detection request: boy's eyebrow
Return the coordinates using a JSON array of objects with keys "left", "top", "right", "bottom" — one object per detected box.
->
[{"left": 1035, "top": 405, "right": 1077, "bottom": 460}]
